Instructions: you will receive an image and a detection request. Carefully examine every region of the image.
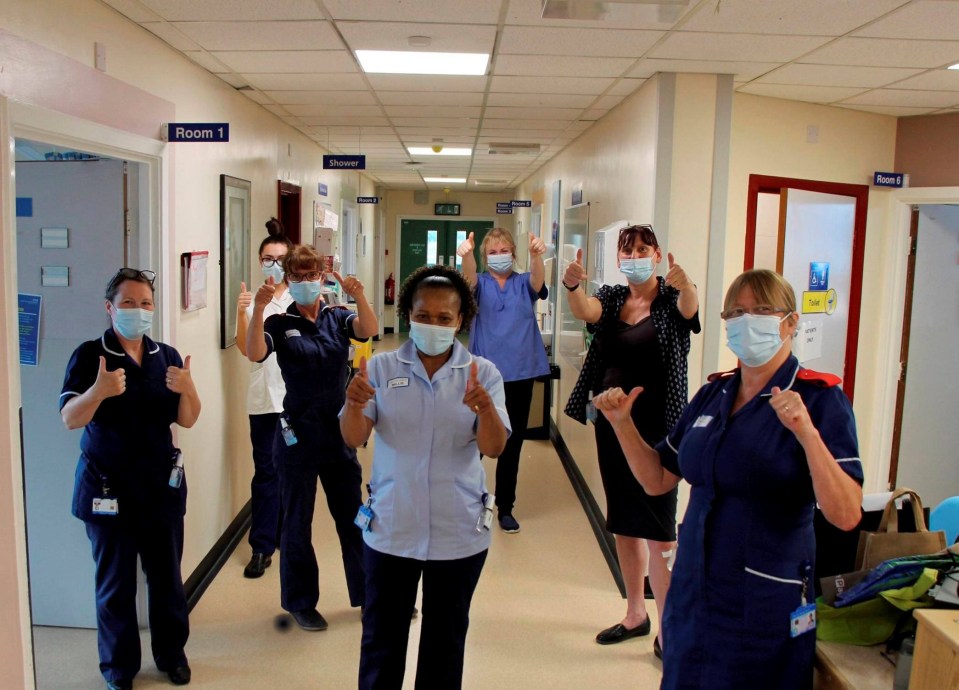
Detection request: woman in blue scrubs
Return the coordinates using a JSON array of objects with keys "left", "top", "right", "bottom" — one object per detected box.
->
[
  {"left": 246, "top": 244, "right": 378, "bottom": 632},
  {"left": 593, "top": 269, "right": 863, "bottom": 690},
  {"left": 340, "top": 265, "right": 510, "bottom": 690},
  {"left": 60, "top": 268, "right": 201, "bottom": 690},
  {"left": 457, "top": 227, "right": 549, "bottom": 533}
]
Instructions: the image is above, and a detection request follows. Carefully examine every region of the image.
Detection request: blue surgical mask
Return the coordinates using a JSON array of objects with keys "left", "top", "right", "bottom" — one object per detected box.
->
[
  {"left": 262, "top": 262, "right": 284, "bottom": 284},
  {"left": 487, "top": 253, "right": 513, "bottom": 274},
  {"left": 620, "top": 257, "right": 655, "bottom": 284},
  {"left": 288, "top": 279, "right": 323, "bottom": 306},
  {"left": 112, "top": 307, "right": 153, "bottom": 340},
  {"left": 725, "top": 313, "right": 789, "bottom": 367},
  {"left": 409, "top": 321, "right": 457, "bottom": 356}
]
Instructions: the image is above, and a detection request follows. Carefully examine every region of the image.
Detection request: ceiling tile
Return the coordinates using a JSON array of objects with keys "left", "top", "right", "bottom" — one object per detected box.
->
[
  {"left": 265, "top": 90, "right": 378, "bottom": 105},
  {"left": 494, "top": 54, "right": 636, "bottom": 78},
  {"left": 736, "top": 83, "right": 869, "bottom": 103},
  {"left": 801, "top": 37, "right": 959, "bottom": 69},
  {"left": 484, "top": 106, "right": 583, "bottom": 120},
  {"left": 499, "top": 26, "right": 664, "bottom": 58},
  {"left": 367, "top": 75, "right": 488, "bottom": 92},
  {"left": 211, "top": 51, "right": 357, "bottom": 73},
  {"left": 384, "top": 106, "right": 483, "bottom": 118},
  {"left": 593, "top": 94, "right": 625, "bottom": 109},
  {"left": 607, "top": 78, "right": 648, "bottom": 96},
  {"left": 215, "top": 73, "right": 252, "bottom": 89},
  {"left": 378, "top": 91, "right": 485, "bottom": 106},
  {"left": 678, "top": 0, "right": 906, "bottom": 36},
  {"left": 285, "top": 104, "right": 385, "bottom": 117},
  {"left": 298, "top": 116, "right": 392, "bottom": 126},
  {"left": 240, "top": 89, "right": 274, "bottom": 105},
  {"left": 182, "top": 51, "right": 231, "bottom": 73},
  {"left": 243, "top": 73, "right": 369, "bottom": 91},
  {"left": 581, "top": 108, "right": 610, "bottom": 121},
  {"left": 486, "top": 93, "right": 596, "bottom": 108},
  {"left": 139, "top": 0, "right": 322, "bottom": 21},
  {"left": 390, "top": 117, "right": 481, "bottom": 128},
  {"left": 490, "top": 76, "right": 613, "bottom": 95},
  {"left": 650, "top": 32, "right": 830, "bottom": 62},
  {"left": 756, "top": 63, "right": 925, "bottom": 88},
  {"left": 478, "top": 130, "right": 562, "bottom": 140},
  {"left": 836, "top": 104, "right": 940, "bottom": 117},
  {"left": 887, "top": 69, "right": 959, "bottom": 91},
  {"left": 506, "top": 0, "right": 694, "bottom": 30},
  {"left": 171, "top": 21, "right": 337, "bottom": 51},
  {"left": 396, "top": 127, "right": 481, "bottom": 137},
  {"left": 630, "top": 59, "right": 781, "bottom": 81},
  {"left": 839, "top": 88, "right": 959, "bottom": 108},
  {"left": 323, "top": 0, "right": 500, "bottom": 24},
  {"left": 337, "top": 21, "right": 496, "bottom": 53},
  {"left": 140, "top": 22, "right": 202, "bottom": 51},
  {"left": 100, "top": 0, "right": 163, "bottom": 22},
  {"left": 262, "top": 104, "right": 292, "bottom": 117},
  {"left": 855, "top": 0, "right": 959, "bottom": 41},
  {"left": 480, "top": 119, "right": 570, "bottom": 130}
]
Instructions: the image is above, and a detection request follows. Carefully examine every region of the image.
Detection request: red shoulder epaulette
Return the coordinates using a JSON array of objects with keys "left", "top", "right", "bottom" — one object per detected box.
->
[
  {"left": 796, "top": 369, "right": 842, "bottom": 388},
  {"left": 707, "top": 369, "right": 737, "bottom": 383}
]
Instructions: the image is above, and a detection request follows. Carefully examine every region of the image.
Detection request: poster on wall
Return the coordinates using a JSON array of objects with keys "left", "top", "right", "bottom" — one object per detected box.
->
[{"left": 18, "top": 293, "right": 42, "bottom": 366}]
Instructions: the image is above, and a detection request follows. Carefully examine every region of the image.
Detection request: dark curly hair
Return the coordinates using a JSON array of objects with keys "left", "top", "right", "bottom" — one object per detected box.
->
[{"left": 398, "top": 264, "right": 477, "bottom": 333}]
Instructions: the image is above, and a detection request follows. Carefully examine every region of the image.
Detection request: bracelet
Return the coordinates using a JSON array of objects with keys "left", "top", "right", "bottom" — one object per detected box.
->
[{"left": 563, "top": 281, "right": 579, "bottom": 291}]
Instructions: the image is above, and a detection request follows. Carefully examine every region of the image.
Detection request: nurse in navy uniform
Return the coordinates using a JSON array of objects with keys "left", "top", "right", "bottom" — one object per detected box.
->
[
  {"left": 60, "top": 268, "right": 201, "bottom": 690},
  {"left": 593, "top": 269, "right": 863, "bottom": 690}
]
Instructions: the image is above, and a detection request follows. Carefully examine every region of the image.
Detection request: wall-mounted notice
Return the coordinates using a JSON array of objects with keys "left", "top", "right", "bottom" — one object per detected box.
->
[
  {"left": 511, "top": 200, "right": 532, "bottom": 208},
  {"left": 180, "top": 251, "right": 209, "bottom": 312},
  {"left": 357, "top": 196, "right": 379, "bottom": 204},
  {"left": 319, "top": 183, "right": 328, "bottom": 196},
  {"left": 41, "top": 227, "right": 69, "bottom": 249},
  {"left": 323, "top": 155, "right": 366, "bottom": 170},
  {"left": 873, "top": 171, "right": 905, "bottom": 188},
  {"left": 808, "top": 262, "right": 829, "bottom": 290},
  {"left": 41, "top": 266, "right": 69, "bottom": 287},
  {"left": 18, "top": 293, "right": 41, "bottom": 366},
  {"left": 166, "top": 123, "right": 229, "bottom": 142}
]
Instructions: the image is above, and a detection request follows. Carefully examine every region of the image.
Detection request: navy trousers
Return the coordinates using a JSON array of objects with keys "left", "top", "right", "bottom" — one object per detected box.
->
[
  {"left": 248, "top": 413, "right": 281, "bottom": 555},
  {"left": 494, "top": 378, "right": 534, "bottom": 515},
  {"left": 359, "top": 545, "right": 488, "bottom": 690},
  {"left": 84, "top": 517, "right": 189, "bottom": 682},
  {"left": 276, "top": 457, "right": 365, "bottom": 611}
]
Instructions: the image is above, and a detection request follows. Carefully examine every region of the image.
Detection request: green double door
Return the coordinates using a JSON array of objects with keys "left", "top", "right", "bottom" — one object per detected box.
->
[{"left": 398, "top": 219, "right": 493, "bottom": 332}]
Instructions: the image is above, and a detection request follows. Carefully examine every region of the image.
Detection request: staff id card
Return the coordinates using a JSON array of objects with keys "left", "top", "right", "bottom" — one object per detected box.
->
[
  {"left": 92, "top": 497, "right": 118, "bottom": 515},
  {"left": 790, "top": 603, "right": 816, "bottom": 637}
]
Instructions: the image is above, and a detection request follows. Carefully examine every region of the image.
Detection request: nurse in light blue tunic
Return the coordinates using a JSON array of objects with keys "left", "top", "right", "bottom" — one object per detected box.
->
[{"left": 593, "top": 269, "right": 863, "bottom": 690}]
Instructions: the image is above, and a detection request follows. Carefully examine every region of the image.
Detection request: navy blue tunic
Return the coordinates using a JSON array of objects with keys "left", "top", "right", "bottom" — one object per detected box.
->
[
  {"left": 60, "top": 329, "right": 185, "bottom": 522},
  {"left": 654, "top": 356, "right": 863, "bottom": 690}
]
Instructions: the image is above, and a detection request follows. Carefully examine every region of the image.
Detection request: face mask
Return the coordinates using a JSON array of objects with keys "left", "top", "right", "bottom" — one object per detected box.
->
[
  {"left": 725, "top": 313, "right": 789, "bottom": 367},
  {"left": 261, "top": 262, "right": 284, "bottom": 284},
  {"left": 487, "top": 253, "right": 513, "bottom": 274},
  {"left": 409, "top": 321, "right": 457, "bottom": 356},
  {"left": 288, "top": 279, "right": 323, "bottom": 306},
  {"left": 620, "top": 257, "right": 655, "bottom": 284},
  {"left": 112, "top": 307, "right": 153, "bottom": 340}
]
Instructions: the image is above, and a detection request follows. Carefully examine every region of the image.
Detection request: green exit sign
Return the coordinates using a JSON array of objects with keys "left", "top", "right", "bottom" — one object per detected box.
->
[{"left": 435, "top": 203, "right": 461, "bottom": 216}]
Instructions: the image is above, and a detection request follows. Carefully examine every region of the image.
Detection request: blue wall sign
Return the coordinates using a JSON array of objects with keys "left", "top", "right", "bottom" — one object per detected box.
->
[
  {"left": 357, "top": 196, "right": 379, "bottom": 204},
  {"left": 323, "top": 155, "right": 366, "bottom": 170},
  {"left": 318, "top": 183, "right": 328, "bottom": 196},
  {"left": 511, "top": 200, "right": 532, "bottom": 208},
  {"left": 873, "top": 171, "right": 904, "bottom": 188},
  {"left": 16, "top": 197, "right": 33, "bottom": 217},
  {"left": 18, "top": 293, "right": 42, "bottom": 366},
  {"left": 496, "top": 208, "right": 513, "bottom": 215},
  {"left": 808, "top": 262, "right": 830, "bottom": 291},
  {"left": 166, "top": 123, "right": 229, "bottom": 142}
]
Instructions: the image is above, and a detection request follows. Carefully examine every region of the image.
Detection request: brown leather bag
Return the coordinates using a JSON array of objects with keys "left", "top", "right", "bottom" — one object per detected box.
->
[{"left": 854, "top": 487, "right": 947, "bottom": 570}]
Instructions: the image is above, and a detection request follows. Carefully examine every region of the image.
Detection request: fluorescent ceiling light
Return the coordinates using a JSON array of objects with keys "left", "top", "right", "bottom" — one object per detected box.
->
[
  {"left": 356, "top": 50, "right": 489, "bottom": 76},
  {"left": 408, "top": 146, "right": 472, "bottom": 156},
  {"left": 949, "top": 63, "right": 959, "bottom": 70},
  {"left": 423, "top": 177, "right": 466, "bottom": 183}
]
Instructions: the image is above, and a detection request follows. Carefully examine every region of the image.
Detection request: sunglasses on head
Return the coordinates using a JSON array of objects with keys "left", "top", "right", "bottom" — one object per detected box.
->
[{"left": 108, "top": 268, "right": 157, "bottom": 289}]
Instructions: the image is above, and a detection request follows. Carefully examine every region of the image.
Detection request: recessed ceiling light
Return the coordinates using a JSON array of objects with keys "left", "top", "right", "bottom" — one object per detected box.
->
[
  {"left": 949, "top": 63, "right": 959, "bottom": 70},
  {"left": 408, "top": 146, "right": 472, "bottom": 156},
  {"left": 423, "top": 177, "right": 466, "bottom": 183},
  {"left": 356, "top": 50, "right": 489, "bottom": 76}
]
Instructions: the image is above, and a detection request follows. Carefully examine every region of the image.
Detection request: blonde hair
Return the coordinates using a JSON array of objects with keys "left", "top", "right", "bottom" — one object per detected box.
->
[
  {"left": 479, "top": 228, "right": 516, "bottom": 268},
  {"left": 724, "top": 269, "right": 797, "bottom": 315}
]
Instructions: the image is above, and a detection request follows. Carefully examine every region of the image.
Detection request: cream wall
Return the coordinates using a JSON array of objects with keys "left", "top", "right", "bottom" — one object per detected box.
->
[{"left": 1, "top": 3, "right": 382, "bottom": 685}]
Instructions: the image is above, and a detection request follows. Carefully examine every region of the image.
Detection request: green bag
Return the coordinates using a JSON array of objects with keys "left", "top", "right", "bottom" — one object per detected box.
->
[{"left": 816, "top": 568, "right": 939, "bottom": 645}]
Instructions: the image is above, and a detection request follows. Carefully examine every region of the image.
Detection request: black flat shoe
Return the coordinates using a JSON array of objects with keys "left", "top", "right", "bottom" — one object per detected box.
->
[
  {"left": 595, "top": 617, "right": 651, "bottom": 645},
  {"left": 243, "top": 553, "right": 272, "bottom": 578},
  {"left": 653, "top": 636, "right": 663, "bottom": 660},
  {"left": 291, "top": 608, "right": 329, "bottom": 631},
  {"left": 106, "top": 681, "right": 133, "bottom": 690},
  {"left": 166, "top": 664, "right": 191, "bottom": 685}
]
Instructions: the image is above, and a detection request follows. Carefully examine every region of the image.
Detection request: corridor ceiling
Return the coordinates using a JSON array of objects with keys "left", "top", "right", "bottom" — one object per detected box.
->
[{"left": 100, "top": 0, "right": 959, "bottom": 191}]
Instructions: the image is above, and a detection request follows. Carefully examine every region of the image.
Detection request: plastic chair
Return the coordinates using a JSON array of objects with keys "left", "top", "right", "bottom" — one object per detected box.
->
[{"left": 930, "top": 497, "right": 959, "bottom": 546}]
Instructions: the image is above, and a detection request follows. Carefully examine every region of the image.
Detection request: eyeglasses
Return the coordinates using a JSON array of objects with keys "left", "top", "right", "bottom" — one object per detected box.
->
[
  {"left": 721, "top": 305, "right": 790, "bottom": 320},
  {"left": 619, "top": 223, "right": 654, "bottom": 237},
  {"left": 108, "top": 268, "right": 156, "bottom": 288},
  {"left": 287, "top": 271, "right": 323, "bottom": 283},
  {"left": 260, "top": 257, "right": 286, "bottom": 268}
]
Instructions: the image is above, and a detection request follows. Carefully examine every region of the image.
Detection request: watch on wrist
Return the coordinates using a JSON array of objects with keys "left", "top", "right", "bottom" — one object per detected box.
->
[{"left": 563, "top": 281, "right": 579, "bottom": 291}]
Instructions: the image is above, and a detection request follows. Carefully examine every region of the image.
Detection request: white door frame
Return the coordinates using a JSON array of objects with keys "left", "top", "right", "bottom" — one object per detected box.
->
[{"left": 871, "top": 186, "right": 959, "bottom": 494}]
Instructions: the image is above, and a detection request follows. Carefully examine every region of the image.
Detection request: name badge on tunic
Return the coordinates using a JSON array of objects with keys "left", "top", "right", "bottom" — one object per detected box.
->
[
  {"left": 790, "top": 604, "right": 816, "bottom": 637},
  {"left": 92, "top": 498, "right": 118, "bottom": 515},
  {"left": 693, "top": 415, "right": 713, "bottom": 428},
  {"left": 388, "top": 377, "right": 409, "bottom": 388},
  {"left": 284, "top": 329, "right": 301, "bottom": 339}
]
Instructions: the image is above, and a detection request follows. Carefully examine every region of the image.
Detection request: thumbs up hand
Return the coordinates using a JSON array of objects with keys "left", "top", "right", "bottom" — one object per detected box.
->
[
  {"left": 93, "top": 355, "right": 126, "bottom": 400},
  {"left": 563, "top": 247, "right": 587, "bottom": 289},
  {"left": 237, "top": 281, "right": 253, "bottom": 311},
  {"left": 345, "top": 356, "right": 376, "bottom": 409},
  {"left": 592, "top": 387, "right": 643, "bottom": 426},
  {"left": 463, "top": 360, "right": 493, "bottom": 415},
  {"left": 255, "top": 276, "right": 276, "bottom": 308},
  {"left": 528, "top": 232, "right": 547, "bottom": 257},
  {"left": 166, "top": 355, "right": 193, "bottom": 394},
  {"left": 664, "top": 252, "right": 691, "bottom": 291},
  {"left": 456, "top": 231, "right": 475, "bottom": 258}
]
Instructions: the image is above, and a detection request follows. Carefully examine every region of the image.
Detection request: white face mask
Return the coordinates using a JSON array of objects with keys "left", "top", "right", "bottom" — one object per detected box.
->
[
  {"left": 487, "top": 253, "right": 513, "bottom": 274},
  {"left": 409, "top": 321, "right": 457, "bottom": 356},
  {"left": 725, "top": 313, "right": 790, "bottom": 367}
]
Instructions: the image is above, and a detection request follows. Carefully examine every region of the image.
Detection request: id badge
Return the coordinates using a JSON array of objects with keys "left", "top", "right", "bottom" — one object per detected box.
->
[
  {"left": 586, "top": 400, "right": 598, "bottom": 424},
  {"left": 475, "top": 492, "right": 495, "bottom": 532},
  {"left": 354, "top": 504, "right": 374, "bottom": 532},
  {"left": 92, "top": 497, "right": 119, "bottom": 515},
  {"left": 789, "top": 603, "right": 816, "bottom": 637},
  {"left": 169, "top": 466, "right": 184, "bottom": 488}
]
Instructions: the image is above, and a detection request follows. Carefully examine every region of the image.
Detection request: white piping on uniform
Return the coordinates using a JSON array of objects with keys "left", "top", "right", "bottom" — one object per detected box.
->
[
  {"left": 835, "top": 457, "right": 861, "bottom": 464},
  {"left": 744, "top": 567, "right": 802, "bottom": 585},
  {"left": 101, "top": 335, "right": 124, "bottom": 357},
  {"left": 59, "top": 391, "right": 80, "bottom": 400},
  {"left": 760, "top": 360, "right": 800, "bottom": 398},
  {"left": 148, "top": 342, "right": 159, "bottom": 354},
  {"left": 665, "top": 435, "right": 678, "bottom": 454}
]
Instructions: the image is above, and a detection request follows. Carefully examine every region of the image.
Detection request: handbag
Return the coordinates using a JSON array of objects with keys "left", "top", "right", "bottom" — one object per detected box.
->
[{"left": 854, "top": 487, "right": 947, "bottom": 570}]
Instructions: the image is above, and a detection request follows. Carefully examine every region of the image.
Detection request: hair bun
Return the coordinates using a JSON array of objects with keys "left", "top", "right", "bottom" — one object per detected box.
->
[{"left": 265, "top": 217, "right": 286, "bottom": 238}]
